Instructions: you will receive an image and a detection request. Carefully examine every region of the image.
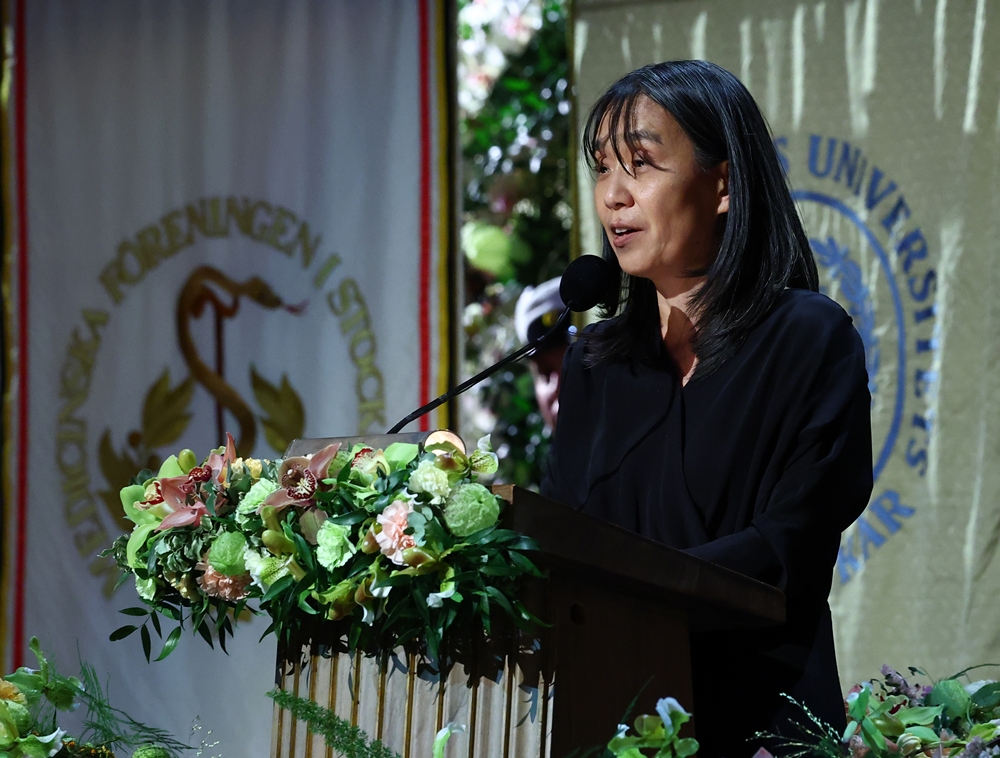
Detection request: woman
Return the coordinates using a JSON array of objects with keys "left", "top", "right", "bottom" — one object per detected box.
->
[{"left": 542, "top": 61, "right": 873, "bottom": 755}]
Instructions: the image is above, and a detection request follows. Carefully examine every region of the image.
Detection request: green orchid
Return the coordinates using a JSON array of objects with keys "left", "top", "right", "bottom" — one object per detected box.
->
[
  {"left": 383, "top": 442, "right": 419, "bottom": 472},
  {"left": 3, "top": 639, "right": 81, "bottom": 714},
  {"left": 607, "top": 698, "right": 698, "bottom": 758}
]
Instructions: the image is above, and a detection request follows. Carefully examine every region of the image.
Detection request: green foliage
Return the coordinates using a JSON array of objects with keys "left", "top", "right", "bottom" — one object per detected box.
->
[
  {"left": 266, "top": 690, "right": 400, "bottom": 758},
  {"left": 766, "top": 665, "right": 1000, "bottom": 758},
  {"left": 0, "top": 639, "right": 188, "bottom": 758},
  {"left": 462, "top": 284, "right": 552, "bottom": 490},
  {"left": 462, "top": 0, "right": 571, "bottom": 286},
  {"left": 73, "top": 660, "right": 190, "bottom": 757},
  {"left": 461, "top": 1, "right": 570, "bottom": 490}
]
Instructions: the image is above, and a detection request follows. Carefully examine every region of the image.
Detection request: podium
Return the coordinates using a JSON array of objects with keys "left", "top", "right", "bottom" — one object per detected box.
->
[{"left": 271, "top": 486, "right": 784, "bottom": 758}]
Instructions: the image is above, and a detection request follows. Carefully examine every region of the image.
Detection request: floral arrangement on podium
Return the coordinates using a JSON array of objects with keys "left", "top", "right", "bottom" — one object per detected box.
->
[{"left": 106, "top": 434, "right": 542, "bottom": 662}]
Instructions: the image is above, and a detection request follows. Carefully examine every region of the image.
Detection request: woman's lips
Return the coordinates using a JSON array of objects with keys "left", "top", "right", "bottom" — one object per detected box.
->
[{"left": 610, "top": 227, "right": 640, "bottom": 248}]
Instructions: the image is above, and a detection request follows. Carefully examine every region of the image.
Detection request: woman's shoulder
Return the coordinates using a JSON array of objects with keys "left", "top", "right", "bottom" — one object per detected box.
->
[
  {"left": 749, "top": 288, "right": 866, "bottom": 378},
  {"left": 763, "top": 288, "right": 856, "bottom": 344}
]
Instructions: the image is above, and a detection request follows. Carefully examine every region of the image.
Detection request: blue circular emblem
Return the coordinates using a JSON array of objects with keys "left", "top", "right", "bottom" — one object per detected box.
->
[{"left": 792, "top": 190, "right": 906, "bottom": 483}]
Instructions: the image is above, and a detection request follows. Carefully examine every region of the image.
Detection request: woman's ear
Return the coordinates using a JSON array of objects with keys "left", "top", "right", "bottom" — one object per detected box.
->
[{"left": 716, "top": 160, "right": 730, "bottom": 215}]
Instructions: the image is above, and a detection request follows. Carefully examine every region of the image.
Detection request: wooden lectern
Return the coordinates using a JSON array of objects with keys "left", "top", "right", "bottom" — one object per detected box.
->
[{"left": 271, "top": 486, "right": 784, "bottom": 758}]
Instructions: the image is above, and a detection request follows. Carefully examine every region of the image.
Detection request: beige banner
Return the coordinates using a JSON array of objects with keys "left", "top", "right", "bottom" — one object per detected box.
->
[{"left": 574, "top": 0, "right": 1000, "bottom": 689}]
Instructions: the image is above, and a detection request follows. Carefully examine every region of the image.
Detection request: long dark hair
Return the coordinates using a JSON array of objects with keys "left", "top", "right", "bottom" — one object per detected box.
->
[{"left": 582, "top": 60, "right": 818, "bottom": 375}]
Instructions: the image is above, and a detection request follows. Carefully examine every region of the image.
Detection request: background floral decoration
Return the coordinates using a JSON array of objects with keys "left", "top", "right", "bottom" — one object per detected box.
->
[{"left": 458, "top": 0, "right": 572, "bottom": 489}]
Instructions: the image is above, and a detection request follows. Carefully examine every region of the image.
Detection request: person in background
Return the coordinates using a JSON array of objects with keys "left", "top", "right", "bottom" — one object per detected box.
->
[{"left": 514, "top": 277, "right": 570, "bottom": 431}]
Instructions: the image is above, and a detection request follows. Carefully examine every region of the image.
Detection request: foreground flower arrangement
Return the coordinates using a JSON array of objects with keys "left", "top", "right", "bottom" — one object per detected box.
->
[
  {"left": 0, "top": 638, "right": 187, "bottom": 758},
  {"left": 762, "top": 664, "right": 1000, "bottom": 758},
  {"left": 106, "top": 434, "right": 542, "bottom": 663}
]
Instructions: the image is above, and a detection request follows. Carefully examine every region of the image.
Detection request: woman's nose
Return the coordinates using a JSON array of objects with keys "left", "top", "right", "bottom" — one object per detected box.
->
[{"left": 602, "top": 165, "right": 633, "bottom": 210}]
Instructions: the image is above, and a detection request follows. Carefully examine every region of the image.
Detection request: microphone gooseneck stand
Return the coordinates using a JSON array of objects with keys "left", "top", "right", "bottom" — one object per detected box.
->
[
  {"left": 386, "top": 254, "right": 612, "bottom": 435},
  {"left": 386, "top": 308, "right": 572, "bottom": 434}
]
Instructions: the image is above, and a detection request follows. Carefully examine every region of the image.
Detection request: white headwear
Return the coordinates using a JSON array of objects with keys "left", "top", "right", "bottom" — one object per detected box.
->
[{"left": 514, "top": 277, "right": 565, "bottom": 345}]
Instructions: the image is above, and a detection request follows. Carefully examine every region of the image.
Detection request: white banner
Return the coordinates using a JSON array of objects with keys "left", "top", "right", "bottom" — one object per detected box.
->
[{"left": 2, "top": 1, "right": 452, "bottom": 753}]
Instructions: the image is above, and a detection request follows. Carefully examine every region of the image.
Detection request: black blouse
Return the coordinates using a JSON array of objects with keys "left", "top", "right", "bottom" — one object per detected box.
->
[{"left": 542, "top": 288, "right": 873, "bottom": 756}]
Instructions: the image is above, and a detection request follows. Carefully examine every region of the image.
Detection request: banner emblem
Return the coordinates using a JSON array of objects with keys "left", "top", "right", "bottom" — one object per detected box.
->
[
  {"left": 57, "top": 197, "right": 386, "bottom": 596},
  {"left": 779, "top": 136, "right": 939, "bottom": 583}
]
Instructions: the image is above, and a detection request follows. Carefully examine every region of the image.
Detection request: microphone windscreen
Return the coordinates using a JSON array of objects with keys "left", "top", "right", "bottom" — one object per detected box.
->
[{"left": 560, "top": 255, "right": 613, "bottom": 312}]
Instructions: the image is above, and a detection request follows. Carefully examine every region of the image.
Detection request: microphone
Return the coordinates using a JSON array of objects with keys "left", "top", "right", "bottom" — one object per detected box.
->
[{"left": 386, "top": 255, "right": 612, "bottom": 434}]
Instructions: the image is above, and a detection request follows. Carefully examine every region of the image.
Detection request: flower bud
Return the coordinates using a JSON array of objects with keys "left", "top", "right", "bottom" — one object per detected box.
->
[
  {"left": 361, "top": 525, "right": 381, "bottom": 554},
  {"left": 262, "top": 529, "right": 296, "bottom": 556},
  {"left": 355, "top": 578, "right": 375, "bottom": 605},
  {"left": 321, "top": 581, "right": 357, "bottom": 620},
  {"left": 402, "top": 546, "right": 438, "bottom": 571},
  {"left": 178, "top": 449, "right": 198, "bottom": 474},
  {"left": 260, "top": 505, "right": 282, "bottom": 533},
  {"left": 897, "top": 734, "right": 922, "bottom": 754},
  {"left": 244, "top": 458, "right": 263, "bottom": 479}
]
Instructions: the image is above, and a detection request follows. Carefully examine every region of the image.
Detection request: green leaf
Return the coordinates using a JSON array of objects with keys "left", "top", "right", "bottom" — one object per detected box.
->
[
  {"left": 484, "top": 585, "right": 515, "bottom": 617},
  {"left": 119, "top": 606, "right": 150, "bottom": 617},
  {"left": 842, "top": 720, "right": 858, "bottom": 743},
  {"left": 945, "top": 663, "right": 1000, "bottom": 680},
  {"left": 140, "top": 624, "right": 152, "bottom": 661},
  {"left": 859, "top": 717, "right": 887, "bottom": 751},
  {"left": 263, "top": 574, "right": 296, "bottom": 603},
  {"left": 971, "top": 681, "right": 1000, "bottom": 709},
  {"left": 327, "top": 511, "right": 368, "bottom": 526},
  {"left": 847, "top": 687, "right": 871, "bottom": 722},
  {"left": 928, "top": 678, "right": 972, "bottom": 719},
  {"left": 897, "top": 705, "right": 944, "bottom": 726},
  {"left": 197, "top": 620, "right": 215, "bottom": 648},
  {"left": 110, "top": 625, "right": 139, "bottom": 641},
  {"left": 158, "top": 603, "right": 181, "bottom": 621},
  {"left": 509, "top": 550, "right": 543, "bottom": 576},
  {"left": 674, "top": 737, "right": 700, "bottom": 758},
  {"left": 155, "top": 626, "right": 183, "bottom": 661},
  {"left": 902, "top": 726, "right": 939, "bottom": 741}
]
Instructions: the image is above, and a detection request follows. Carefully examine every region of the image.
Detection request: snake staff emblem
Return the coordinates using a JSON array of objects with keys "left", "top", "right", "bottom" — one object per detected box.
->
[{"left": 99, "top": 265, "right": 307, "bottom": 530}]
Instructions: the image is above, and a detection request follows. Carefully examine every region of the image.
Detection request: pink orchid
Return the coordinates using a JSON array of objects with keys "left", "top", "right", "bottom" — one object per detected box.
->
[
  {"left": 147, "top": 475, "right": 209, "bottom": 531},
  {"left": 261, "top": 443, "right": 341, "bottom": 512},
  {"left": 204, "top": 433, "right": 240, "bottom": 486}
]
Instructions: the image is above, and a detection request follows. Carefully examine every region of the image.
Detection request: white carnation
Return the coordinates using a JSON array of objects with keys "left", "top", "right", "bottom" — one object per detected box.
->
[{"left": 408, "top": 459, "right": 452, "bottom": 503}]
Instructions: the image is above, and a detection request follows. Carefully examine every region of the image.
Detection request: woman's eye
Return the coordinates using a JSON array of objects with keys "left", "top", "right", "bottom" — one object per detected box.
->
[{"left": 632, "top": 157, "right": 646, "bottom": 169}]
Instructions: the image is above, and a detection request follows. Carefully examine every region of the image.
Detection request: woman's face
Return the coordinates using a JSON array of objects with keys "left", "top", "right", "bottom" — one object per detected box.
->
[{"left": 593, "top": 97, "right": 729, "bottom": 289}]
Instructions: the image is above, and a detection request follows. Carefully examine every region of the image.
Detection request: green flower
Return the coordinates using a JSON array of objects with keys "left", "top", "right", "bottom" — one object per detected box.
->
[
  {"left": 132, "top": 746, "right": 172, "bottom": 758},
  {"left": 238, "top": 478, "right": 279, "bottom": 514},
  {"left": 316, "top": 522, "right": 357, "bottom": 571},
  {"left": 4, "top": 700, "right": 31, "bottom": 736},
  {"left": 244, "top": 548, "right": 290, "bottom": 591},
  {"left": 135, "top": 575, "right": 158, "bottom": 602},
  {"left": 408, "top": 459, "right": 452, "bottom": 503},
  {"left": 208, "top": 532, "right": 248, "bottom": 576},
  {"left": 469, "top": 436, "right": 499, "bottom": 476},
  {"left": 442, "top": 483, "right": 500, "bottom": 537},
  {"left": 313, "top": 580, "right": 357, "bottom": 620},
  {"left": 328, "top": 448, "right": 353, "bottom": 478}
]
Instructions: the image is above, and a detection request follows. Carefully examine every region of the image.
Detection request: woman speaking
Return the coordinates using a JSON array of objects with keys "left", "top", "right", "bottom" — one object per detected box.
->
[{"left": 542, "top": 61, "right": 873, "bottom": 755}]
